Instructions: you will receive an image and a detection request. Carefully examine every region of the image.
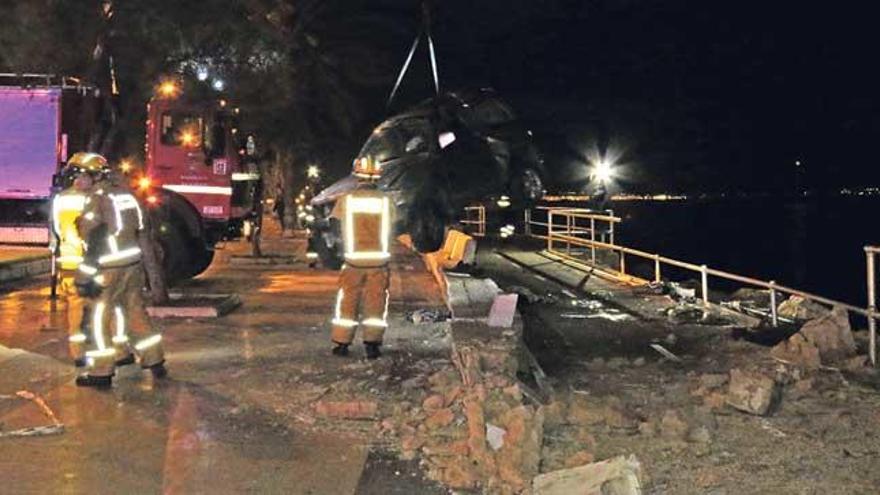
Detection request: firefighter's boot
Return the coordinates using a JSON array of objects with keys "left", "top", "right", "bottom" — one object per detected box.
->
[
  {"left": 75, "top": 374, "right": 113, "bottom": 388},
  {"left": 365, "top": 342, "right": 382, "bottom": 360},
  {"left": 332, "top": 343, "right": 350, "bottom": 357},
  {"left": 148, "top": 361, "right": 168, "bottom": 379}
]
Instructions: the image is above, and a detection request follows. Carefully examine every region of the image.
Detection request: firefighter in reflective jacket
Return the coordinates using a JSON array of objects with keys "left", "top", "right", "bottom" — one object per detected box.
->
[
  {"left": 51, "top": 153, "right": 100, "bottom": 366},
  {"left": 330, "top": 156, "right": 393, "bottom": 359},
  {"left": 73, "top": 157, "right": 167, "bottom": 387}
]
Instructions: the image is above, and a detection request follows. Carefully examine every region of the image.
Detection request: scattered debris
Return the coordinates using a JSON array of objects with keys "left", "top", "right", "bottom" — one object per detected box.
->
[
  {"left": 533, "top": 454, "right": 644, "bottom": 495},
  {"left": 406, "top": 309, "right": 451, "bottom": 324},
  {"left": 570, "top": 299, "right": 603, "bottom": 310},
  {"left": 649, "top": 344, "right": 682, "bottom": 362},
  {"left": 0, "top": 390, "right": 64, "bottom": 439},
  {"left": 507, "top": 285, "right": 559, "bottom": 305}
]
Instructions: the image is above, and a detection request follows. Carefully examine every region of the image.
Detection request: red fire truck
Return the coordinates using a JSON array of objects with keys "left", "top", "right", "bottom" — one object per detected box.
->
[
  {"left": 0, "top": 74, "right": 99, "bottom": 244},
  {"left": 140, "top": 80, "right": 261, "bottom": 280}
]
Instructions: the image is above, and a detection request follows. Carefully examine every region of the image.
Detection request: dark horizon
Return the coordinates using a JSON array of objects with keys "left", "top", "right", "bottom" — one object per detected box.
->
[{"left": 382, "top": 1, "right": 880, "bottom": 194}]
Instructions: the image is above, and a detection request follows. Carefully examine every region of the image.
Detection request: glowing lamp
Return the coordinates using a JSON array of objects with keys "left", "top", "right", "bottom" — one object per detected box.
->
[
  {"left": 307, "top": 165, "right": 320, "bottom": 178},
  {"left": 137, "top": 177, "right": 152, "bottom": 190},
  {"left": 158, "top": 80, "right": 179, "bottom": 98},
  {"left": 593, "top": 159, "right": 614, "bottom": 183}
]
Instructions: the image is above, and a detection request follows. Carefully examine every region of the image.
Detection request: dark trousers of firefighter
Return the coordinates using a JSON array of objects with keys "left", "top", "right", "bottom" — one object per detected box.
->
[
  {"left": 59, "top": 272, "right": 89, "bottom": 362},
  {"left": 87, "top": 264, "right": 164, "bottom": 376},
  {"left": 331, "top": 265, "right": 390, "bottom": 345}
]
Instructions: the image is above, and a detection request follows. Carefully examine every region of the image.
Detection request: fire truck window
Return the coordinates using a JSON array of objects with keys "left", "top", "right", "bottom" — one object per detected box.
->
[{"left": 160, "top": 113, "right": 203, "bottom": 147}]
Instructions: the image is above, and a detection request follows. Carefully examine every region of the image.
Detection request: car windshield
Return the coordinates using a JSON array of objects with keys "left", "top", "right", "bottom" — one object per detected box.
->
[{"left": 359, "top": 118, "right": 431, "bottom": 163}]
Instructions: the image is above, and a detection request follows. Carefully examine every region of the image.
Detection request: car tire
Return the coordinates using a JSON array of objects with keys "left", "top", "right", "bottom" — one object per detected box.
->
[
  {"left": 512, "top": 167, "right": 546, "bottom": 206},
  {"left": 408, "top": 196, "right": 448, "bottom": 253}
]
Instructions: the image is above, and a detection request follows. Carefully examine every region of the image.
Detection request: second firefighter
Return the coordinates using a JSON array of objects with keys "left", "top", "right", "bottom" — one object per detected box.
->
[{"left": 330, "top": 156, "right": 394, "bottom": 359}]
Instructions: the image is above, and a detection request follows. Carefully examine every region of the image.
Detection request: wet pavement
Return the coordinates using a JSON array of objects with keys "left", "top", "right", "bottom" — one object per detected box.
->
[{"left": 0, "top": 222, "right": 449, "bottom": 494}]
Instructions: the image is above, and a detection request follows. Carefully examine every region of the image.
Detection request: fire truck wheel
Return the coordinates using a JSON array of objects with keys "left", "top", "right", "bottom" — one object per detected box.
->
[{"left": 189, "top": 248, "right": 215, "bottom": 276}]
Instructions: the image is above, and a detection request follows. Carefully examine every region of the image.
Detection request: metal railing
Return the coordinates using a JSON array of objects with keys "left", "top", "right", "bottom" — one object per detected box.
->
[
  {"left": 864, "top": 246, "right": 880, "bottom": 366},
  {"left": 460, "top": 205, "right": 486, "bottom": 237},
  {"left": 541, "top": 208, "right": 877, "bottom": 366},
  {"left": 525, "top": 206, "right": 618, "bottom": 247}
]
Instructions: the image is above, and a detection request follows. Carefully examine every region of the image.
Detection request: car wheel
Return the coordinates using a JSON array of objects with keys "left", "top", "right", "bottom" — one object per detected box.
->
[{"left": 407, "top": 197, "right": 448, "bottom": 253}]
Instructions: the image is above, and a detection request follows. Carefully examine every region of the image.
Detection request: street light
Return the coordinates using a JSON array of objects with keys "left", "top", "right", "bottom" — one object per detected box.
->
[
  {"left": 592, "top": 159, "right": 614, "bottom": 183},
  {"left": 307, "top": 165, "right": 321, "bottom": 179},
  {"left": 196, "top": 67, "right": 209, "bottom": 81},
  {"left": 212, "top": 79, "right": 225, "bottom": 91}
]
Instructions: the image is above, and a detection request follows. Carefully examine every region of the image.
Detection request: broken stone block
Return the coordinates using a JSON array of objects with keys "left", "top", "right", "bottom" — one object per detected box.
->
[
  {"left": 659, "top": 410, "right": 689, "bottom": 440},
  {"left": 772, "top": 307, "right": 857, "bottom": 367},
  {"left": 687, "top": 426, "right": 712, "bottom": 444},
  {"left": 422, "top": 394, "right": 445, "bottom": 411},
  {"left": 771, "top": 333, "right": 821, "bottom": 368},
  {"left": 726, "top": 368, "right": 779, "bottom": 416},
  {"left": 533, "top": 455, "right": 644, "bottom": 495},
  {"left": 799, "top": 307, "right": 857, "bottom": 362},
  {"left": 777, "top": 295, "right": 830, "bottom": 320},
  {"left": 497, "top": 405, "right": 544, "bottom": 492},
  {"left": 425, "top": 408, "right": 455, "bottom": 430}
]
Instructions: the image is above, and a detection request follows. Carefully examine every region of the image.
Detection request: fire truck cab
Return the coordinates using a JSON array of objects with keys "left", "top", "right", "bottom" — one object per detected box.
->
[{"left": 143, "top": 84, "right": 260, "bottom": 280}]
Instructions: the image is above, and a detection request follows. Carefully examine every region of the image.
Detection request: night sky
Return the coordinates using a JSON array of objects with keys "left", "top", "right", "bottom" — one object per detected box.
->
[{"left": 384, "top": 1, "right": 880, "bottom": 193}]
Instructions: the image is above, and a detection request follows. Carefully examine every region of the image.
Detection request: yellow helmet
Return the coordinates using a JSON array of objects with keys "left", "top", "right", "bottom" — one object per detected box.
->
[
  {"left": 353, "top": 155, "right": 382, "bottom": 180},
  {"left": 67, "top": 152, "right": 109, "bottom": 174}
]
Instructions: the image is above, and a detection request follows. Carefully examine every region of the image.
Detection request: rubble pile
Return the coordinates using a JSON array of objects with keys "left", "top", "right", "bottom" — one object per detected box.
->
[
  {"left": 771, "top": 306, "right": 862, "bottom": 369},
  {"left": 381, "top": 318, "right": 545, "bottom": 493}
]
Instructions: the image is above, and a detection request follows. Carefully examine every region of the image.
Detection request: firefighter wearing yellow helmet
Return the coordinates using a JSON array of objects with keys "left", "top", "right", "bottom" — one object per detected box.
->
[
  {"left": 51, "top": 152, "right": 108, "bottom": 367},
  {"left": 329, "top": 156, "right": 394, "bottom": 359},
  {"left": 72, "top": 154, "right": 167, "bottom": 387}
]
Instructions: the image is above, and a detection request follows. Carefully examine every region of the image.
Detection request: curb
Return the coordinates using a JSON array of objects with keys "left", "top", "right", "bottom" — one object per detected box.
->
[{"left": 0, "top": 255, "right": 51, "bottom": 285}]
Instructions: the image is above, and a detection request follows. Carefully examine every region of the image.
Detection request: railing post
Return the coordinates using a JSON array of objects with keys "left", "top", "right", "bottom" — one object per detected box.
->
[
  {"left": 701, "top": 265, "right": 709, "bottom": 306},
  {"left": 547, "top": 211, "right": 554, "bottom": 252},
  {"left": 619, "top": 250, "right": 626, "bottom": 275},
  {"left": 867, "top": 248, "right": 876, "bottom": 366},
  {"left": 590, "top": 218, "right": 596, "bottom": 263},
  {"left": 609, "top": 214, "right": 615, "bottom": 246},
  {"left": 654, "top": 254, "right": 661, "bottom": 283},
  {"left": 524, "top": 209, "right": 531, "bottom": 237},
  {"left": 565, "top": 214, "right": 572, "bottom": 255},
  {"left": 769, "top": 281, "right": 778, "bottom": 327}
]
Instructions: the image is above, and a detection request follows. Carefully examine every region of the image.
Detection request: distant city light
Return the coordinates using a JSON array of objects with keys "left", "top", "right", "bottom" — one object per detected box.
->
[
  {"left": 196, "top": 67, "right": 209, "bottom": 81},
  {"left": 212, "top": 79, "right": 225, "bottom": 91},
  {"left": 496, "top": 195, "right": 511, "bottom": 208},
  {"left": 307, "top": 165, "right": 321, "bottom": 178}
]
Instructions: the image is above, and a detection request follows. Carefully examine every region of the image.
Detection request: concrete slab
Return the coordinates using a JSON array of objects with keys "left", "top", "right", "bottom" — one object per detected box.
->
[
  {"left": 228, "top": 253, "right": 298, "bottom": 266},
  {"left": 147, "top": 293, "right": 242, "bottom": 318}
]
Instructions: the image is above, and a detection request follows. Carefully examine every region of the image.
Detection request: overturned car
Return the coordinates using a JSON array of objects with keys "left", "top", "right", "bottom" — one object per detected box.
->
[{"left": 309, "top": 88, "right": 545, "bottom": 268}]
